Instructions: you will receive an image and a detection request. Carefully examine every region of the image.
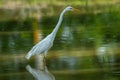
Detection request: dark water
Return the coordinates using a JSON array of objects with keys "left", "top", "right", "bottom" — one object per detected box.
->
[
  {"left": 0, "top": 24, "right": 120, "bottom": 80},
  {"left": 0, "top": 8, "right": 120, "bottom": 79}
]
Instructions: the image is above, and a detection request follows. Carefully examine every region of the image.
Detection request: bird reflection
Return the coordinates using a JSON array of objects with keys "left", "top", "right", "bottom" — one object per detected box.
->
[{"left": 26, "top": 65, "right": 55, "bottom": 80}]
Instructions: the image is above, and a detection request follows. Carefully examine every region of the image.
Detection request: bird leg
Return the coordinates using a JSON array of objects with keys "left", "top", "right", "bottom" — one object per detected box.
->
[
  {"left": 35, "top": 54, "right": 45, "bottom": 71},
  {"left": 43, "top": 55, "right": 46, "bottom": 68},
  {"left": 43, "top": 51, "right": 48, "bottom": 66}
]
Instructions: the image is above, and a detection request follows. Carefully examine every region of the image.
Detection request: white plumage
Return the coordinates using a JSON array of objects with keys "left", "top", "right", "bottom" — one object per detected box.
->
[
  {"left": 26, "top": 34, "right": 53, "bottom": 59},
  {"left": 25, "top": 6, "right": 73, "bottom": 59}
]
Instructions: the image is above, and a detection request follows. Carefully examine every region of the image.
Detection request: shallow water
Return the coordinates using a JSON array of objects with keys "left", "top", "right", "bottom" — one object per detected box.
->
[
  {"left": 0, "top": 7, "right": 120, "bottom": 79},
  {"left": 0, "top": 25, "right": 120, "bottom": 80}
]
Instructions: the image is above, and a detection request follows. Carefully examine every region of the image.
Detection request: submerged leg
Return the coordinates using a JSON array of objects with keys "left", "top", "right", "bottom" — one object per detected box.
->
[
  {"left": 35, "top": 54, "right": 45, "bottom": 70},
  {"left": 43, "top": 51, "right": 48, "bottom": 66}
]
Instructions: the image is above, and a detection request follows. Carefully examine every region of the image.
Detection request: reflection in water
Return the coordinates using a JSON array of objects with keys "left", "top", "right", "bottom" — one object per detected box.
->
[
  {"left": 0, "top": 32, "right": 33, "bottom": 53},
  {"left": 61, "top": 26, "right": 73, "bottom": 44},
  {"left": 96, "top": 43, "right": 117, "bottom": 70},
  {"left": 32, "top": 20, "right": 42, "bottom": 44},
  {"left": 54, "top": 56, "right": 77, "bottom": 70},
  {"left": 26, "top": 65, "right": 55, "bottom": 80},
  {"left": 96, "top": 43, "right": 116, "bottom": 63}
]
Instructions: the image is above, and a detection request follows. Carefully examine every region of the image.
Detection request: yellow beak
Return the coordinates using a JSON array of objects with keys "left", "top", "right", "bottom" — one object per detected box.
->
[{"left": 72, "top": 8, "right": 80, "bottom": 12}]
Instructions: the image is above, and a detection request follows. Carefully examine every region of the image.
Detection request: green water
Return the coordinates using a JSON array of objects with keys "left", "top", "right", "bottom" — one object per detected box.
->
[
  {"left": 0, "top": 24, "right": 120, "bottom": 80},
  {"left": 0, "top": 3, "right": 120, "bottom": 80}
]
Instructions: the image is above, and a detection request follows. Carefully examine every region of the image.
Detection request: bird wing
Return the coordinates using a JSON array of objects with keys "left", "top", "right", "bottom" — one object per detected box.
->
[{"left": 25, "top": 36, "right": 53, "bottom": 59}]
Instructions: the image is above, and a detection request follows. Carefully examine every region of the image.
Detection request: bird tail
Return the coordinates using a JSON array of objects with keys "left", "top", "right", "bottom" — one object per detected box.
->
[
  {"left": 25, "top": 44, "right": 40, "bottom": 59},
  {"left": 25, "top": 51, "right": 33, "bottom": 60}
]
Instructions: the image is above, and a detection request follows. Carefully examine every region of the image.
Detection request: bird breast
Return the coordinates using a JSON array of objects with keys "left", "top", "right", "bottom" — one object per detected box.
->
[{"left": 37, "top": 36, "right": 53, "bottom": 53}]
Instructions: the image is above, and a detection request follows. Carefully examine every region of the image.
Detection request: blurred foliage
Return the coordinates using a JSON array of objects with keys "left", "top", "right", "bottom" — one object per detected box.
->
[{"left": 0, "top": 0, "right": 120, "bottom": 49}]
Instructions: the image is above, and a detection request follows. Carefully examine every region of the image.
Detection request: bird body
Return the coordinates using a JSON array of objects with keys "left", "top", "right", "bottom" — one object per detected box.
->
[
  {"left": 25, "top": 6, "right": 73, "bottom": 59},
  {"left": 26, "top": 34, "right": 54, "bottom": 59}
]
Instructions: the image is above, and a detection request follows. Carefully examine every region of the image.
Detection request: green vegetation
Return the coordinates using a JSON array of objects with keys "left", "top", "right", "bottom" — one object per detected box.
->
[{"left": 0, "top": 0, "right": 120, "bottom": 48}]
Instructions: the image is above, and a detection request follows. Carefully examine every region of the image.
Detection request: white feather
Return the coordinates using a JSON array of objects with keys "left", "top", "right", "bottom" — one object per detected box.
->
[{"left": 25, "top": 6, "right": 73, "bottom": 59}]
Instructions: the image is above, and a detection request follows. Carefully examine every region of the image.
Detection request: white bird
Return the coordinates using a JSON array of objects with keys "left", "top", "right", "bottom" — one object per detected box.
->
[{"left": 25, "top": 6, "right": 78, "bottom": 59}]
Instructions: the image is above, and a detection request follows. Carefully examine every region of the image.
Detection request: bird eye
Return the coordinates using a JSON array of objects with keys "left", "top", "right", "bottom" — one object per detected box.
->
[{"left": 69, "top": 7, "right": 72, "bottom": 9}]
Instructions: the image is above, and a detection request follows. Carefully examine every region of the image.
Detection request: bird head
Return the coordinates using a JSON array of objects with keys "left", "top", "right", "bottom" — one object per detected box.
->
[
  {"left": 65, "top": 6, "right": 73, "bottom": 11},
  {"left": 65, "top": 6, "right": 80, "bottom": 12}
]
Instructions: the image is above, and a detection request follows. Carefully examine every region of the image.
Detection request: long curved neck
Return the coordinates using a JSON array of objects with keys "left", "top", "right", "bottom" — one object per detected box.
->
[{"left": 51, "top": 9, "right": 66, "bottom": 39}]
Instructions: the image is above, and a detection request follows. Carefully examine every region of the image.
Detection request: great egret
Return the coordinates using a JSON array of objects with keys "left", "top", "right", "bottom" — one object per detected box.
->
[{"left": 25, "top": 6, "right": 78, "bottom": 59}]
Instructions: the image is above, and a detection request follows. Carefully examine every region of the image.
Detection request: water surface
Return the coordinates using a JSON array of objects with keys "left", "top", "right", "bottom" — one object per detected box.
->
[
  {"left": 0, "top": 6, "right": 120, "bottom": 79},
  {"left": 0, "top": 25, "right": 120, "bottom": 80}
]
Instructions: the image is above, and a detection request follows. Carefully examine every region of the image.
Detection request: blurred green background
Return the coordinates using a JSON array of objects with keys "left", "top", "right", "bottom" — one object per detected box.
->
[{"left": 0, "top": 0, "right": 120, "bottom": 80}]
